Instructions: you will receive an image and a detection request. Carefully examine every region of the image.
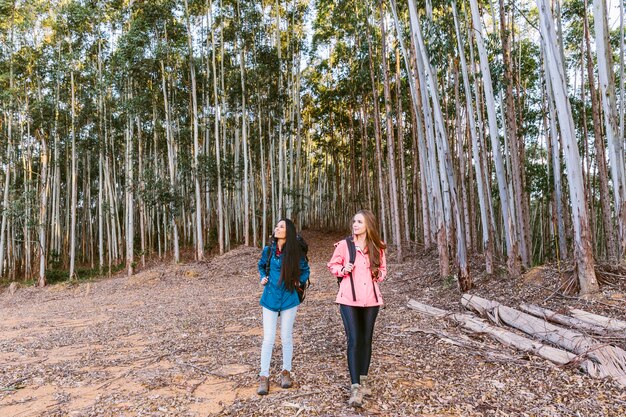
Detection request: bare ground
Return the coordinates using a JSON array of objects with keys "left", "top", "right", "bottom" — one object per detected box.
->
[{"left": 1, "top": 230, "right": 625, "bottom": 416}]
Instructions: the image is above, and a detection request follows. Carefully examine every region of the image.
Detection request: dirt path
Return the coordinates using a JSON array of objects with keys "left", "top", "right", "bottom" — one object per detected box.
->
[{"left": 1, "top": 230, "right": 625, "bottom": 416}]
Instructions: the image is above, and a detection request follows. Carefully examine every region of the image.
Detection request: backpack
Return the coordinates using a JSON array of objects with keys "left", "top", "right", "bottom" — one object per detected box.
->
[
  {"left": 265, "top": 234, "right": 310, "bottom": 302},
  {"left": 339, "top": 236, "right": 357, "bottom": 302}
]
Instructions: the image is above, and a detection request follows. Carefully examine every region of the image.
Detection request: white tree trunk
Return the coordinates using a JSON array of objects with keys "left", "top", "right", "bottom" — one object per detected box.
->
[
  {"left": 160, "top": 60, "right": 180, "bottom": 263},
  {"left": 69, "top": 62, "right": 78, "bottom": 280},
  {"left": 542, "top": 52, "right": 567, "bottom": 260},
  {"left": 125, "top": 108, "right": 134, "bottom": 277},
  {"left": 210, "top": 2, "right": 224, "bottom": 255},
  {"left": 409, "top": 0, "right": 470, "bottom": 289},
  {"left": 593, "top": 0, "right": 626, "bottom": 256},
  {"left": 452, "top": 1, "right": 493, "bottom": 274},
  {"left": 378, "top": 1, "right": 403, "bottom": 261},
  {"left": 538, "top": 0, "right": 598, "bottom": 294},
  {"left": 469, "top": 0, "right": 520, "bottom": 277},
  {"left": 184, "top": 0, "right": 204, "bottom": 260},
  {"left": 0, "top": 126, "right": 11, "bottom": 278},
  {"left": 38, "top": 132, "right": 49, "bottom": 287},
  {"left": 240, "top": 47, "right": 249, "bottom": 246},
  {"left": 390, "top": 1, "right": 431, "bottom": 247}
]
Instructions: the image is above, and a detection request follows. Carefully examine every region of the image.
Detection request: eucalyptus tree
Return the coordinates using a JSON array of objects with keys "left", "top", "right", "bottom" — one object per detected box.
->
[
  {"left": 469, "top": 0, "right": 521, "bottom": 278},
  {"left": 498, "top": 0, "right": 531, "bottom": 267},
  {"left": 408, "top": 0, "right": 471, "bottom": 290},
  {"left": 537, "top": 0, "right": 598, "bottom": 295},
  {"left": 451, "top": 0, "right": 494, "bottom": 274},
  {"left": 405, "top": 1, "right": 450, "bottom": 278},
  {"left": 0, "top": 0, "right": 16, "bottom": 278},
  {"left": 183, "top": 0, "right": 204, "bottom": 259},
  {"left": 579, "top": 0, "right": 614, "bottom": 259},
  {"left": 593, "top": 0, "right": 626, "bottom": 258},
  {"left": 377, "top": 0, "right": 402, "bottom": 262}
]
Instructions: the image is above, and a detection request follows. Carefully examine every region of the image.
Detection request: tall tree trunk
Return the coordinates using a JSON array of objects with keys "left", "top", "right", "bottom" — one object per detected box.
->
[
  {"left": 160, "top": 59, "right": 180, "bottom": 263},
  {"left": 409, "top": 0, "right": 471, "bottom": 290},
  {"left": 38, "top": 130, "right": 49, "bottom": 286},
  {"left": 69, "top": 49, "right": 78, "bottom": 280},
  {"left": 593, "top": 0, "right": 626, "bottom": 258},
  {"left": 210, "top": 0, "right": 225, "bottom": 255},
  {"left": 378, "top": 0, "right": 402, "bottom": 262},
  {"left": 0, "top": 121, "right": 11, "bottom": 278},
  {"left": 619, "top": 1, "right": 626, "bottom": 154},
  {"left": 583, "top": 0, "right": 615, "bottom": 259},
  {"left": 240, "top": 46, "right": 249, "bottom": 246},
  {"left": 390, "top": 0, "right": 430, "bottom": 248},
  {"left": 469, "top": 0, "right": 520, "bottom": 278},
  {"left": 97, "top": 40, "right": 105, "bottom": 272},
  {"left": 409, "top": 2, "right": 450, "bottom": 278},
  {"left": 499, "top": 0, "right": 530, "bottom": 267},
  {"left": 125, "top": 88, "right": 134, "bottom": 277},
  {"left": 365, "top": 19, "right": 388, "bottom": 243},
  {"left": 452, "top": 0, "right": 494, "bottom": 274},
  {"left": 184, "top": 0, "right": 204, "bottom": 260},
  {"left": 542, "top": 60, "right": 568, "bottom": 262},
  {"left": 538, "top": 0, "right": 598, "bottom": 295},
  {"left": 395, "top": 48, "right": 411, "bottom": 245}
]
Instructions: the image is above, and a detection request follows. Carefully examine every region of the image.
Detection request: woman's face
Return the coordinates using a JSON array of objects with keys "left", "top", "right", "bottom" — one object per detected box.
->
[
  {"left": 352, "top": 214, "right": 367, "bottom": 237},
  {"left": 274, "top": 220, "right": 287, "bottom": 239}
]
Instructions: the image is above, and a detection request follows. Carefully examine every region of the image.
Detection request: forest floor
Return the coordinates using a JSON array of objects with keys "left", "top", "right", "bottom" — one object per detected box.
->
[{"left": 1, "top": 230, "right": 626, "bottom": 417}]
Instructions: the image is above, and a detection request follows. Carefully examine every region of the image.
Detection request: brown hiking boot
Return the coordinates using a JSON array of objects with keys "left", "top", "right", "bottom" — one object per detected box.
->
[
  {"left": 257, "top": 376, "right": 269, "bottom": 395},
  {"left": 360, "top": 375, "right": 371, "bottom": 397},
  {"left": 280, "top": 370, "right": 292, "bottom": 388},
  {"left": 348, "top": 383, "right": 363, "bottom": 407}
]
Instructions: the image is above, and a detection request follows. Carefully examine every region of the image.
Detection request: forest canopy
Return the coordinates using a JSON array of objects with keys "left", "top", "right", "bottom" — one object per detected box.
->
[{"left": 0, "top": 0, "right": 624, "bottom": 295}]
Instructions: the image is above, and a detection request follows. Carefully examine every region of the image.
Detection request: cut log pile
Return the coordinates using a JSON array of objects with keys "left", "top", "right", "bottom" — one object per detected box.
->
[{"left": 407, "top": 295, "right": 626, "bottom": 387}]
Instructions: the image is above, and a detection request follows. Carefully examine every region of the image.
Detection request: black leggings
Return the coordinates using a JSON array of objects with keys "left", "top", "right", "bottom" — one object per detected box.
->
[{"left": 339, "top": 304, "right": 380, "bottom": 385}]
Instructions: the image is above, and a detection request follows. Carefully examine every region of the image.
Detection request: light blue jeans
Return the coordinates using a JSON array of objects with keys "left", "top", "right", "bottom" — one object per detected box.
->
[{"left": 260, "top": 306, "right": 298, "bottom": 377}]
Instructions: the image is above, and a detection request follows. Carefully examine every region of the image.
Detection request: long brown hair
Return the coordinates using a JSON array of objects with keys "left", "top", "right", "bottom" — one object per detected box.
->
[
  {"left": 355, "top": 209, "right": 386, "bottom": 279},
  {"left": 273, "top": 218, "right": 304, "bottom": 292}
]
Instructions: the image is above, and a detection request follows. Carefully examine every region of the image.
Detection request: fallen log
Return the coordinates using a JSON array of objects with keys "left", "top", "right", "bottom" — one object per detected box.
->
[
  {"left": 519, "top": 304, "right": 608, "bottom": 335},
  {"left": 462, "top": 294, "right": 626, "bottom": 387},
  {"left": 569, "top": 308, "right": 626, "bottom": 332},
  {"left": 407, "top": 299, "right": 587, "bottom": 368}
]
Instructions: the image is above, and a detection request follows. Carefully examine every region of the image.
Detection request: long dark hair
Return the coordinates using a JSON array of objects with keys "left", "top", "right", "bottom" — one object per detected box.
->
[
  {"left": 272, "top": 218, "right": 305, "bottom": 292},
  {"left": 356, "top": 209, "right": 386, "bottom": 280}
]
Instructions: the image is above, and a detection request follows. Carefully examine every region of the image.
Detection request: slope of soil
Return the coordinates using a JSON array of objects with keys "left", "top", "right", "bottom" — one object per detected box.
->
[{"left": 1, "top": 230, "right": 625, "bottom": 416}]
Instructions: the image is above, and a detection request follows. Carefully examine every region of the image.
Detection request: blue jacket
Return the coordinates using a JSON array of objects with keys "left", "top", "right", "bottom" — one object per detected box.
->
[{"left": 258, "top": 241, "right": 310, "bottom": 312}]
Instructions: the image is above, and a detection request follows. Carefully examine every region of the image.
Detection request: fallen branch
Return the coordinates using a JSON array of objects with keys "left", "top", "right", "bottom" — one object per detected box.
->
[
  {"left": 519, "top": 304, "right": 608, "bottom": 335},
  {"left": 462, "top": 294, "right": 626, "bottom": 387},
  {"left": 407, "top": 299, "right": 582, "bottom": 367},
  {"left": 569, "top": 308, "right": 626, "bottom": 332}
]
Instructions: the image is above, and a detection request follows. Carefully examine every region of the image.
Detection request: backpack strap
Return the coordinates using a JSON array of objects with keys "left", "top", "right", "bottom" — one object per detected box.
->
[
  {"left": 264, "top": 243, "right": 274, "bottom": 277},
  {"left": 346, "top": 236, "right": 357, "bottom": 302}
]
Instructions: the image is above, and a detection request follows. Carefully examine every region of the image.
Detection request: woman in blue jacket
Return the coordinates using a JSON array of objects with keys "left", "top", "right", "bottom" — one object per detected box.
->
[{"left": 257, "top": 218, "right": 310, "bottom": 395}]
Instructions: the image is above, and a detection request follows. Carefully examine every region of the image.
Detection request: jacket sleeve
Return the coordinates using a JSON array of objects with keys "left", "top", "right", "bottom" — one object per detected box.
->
[
  {"left": 376, "top": 249, "right": 387, "bottom": 282},
  {"left": 327, "top": 241, "right": 346, "bottom": 277},
  {"left": 258, "top": 246, "right": 270, "bottom": 280},
  {"left": 299, "top": 257, "right": 310, "bottom": 283}
]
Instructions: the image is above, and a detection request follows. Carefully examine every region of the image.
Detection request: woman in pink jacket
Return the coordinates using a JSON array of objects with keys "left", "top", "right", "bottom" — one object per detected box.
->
[{"left": 327, "top": 209, "right": 386, "bottom": 408}]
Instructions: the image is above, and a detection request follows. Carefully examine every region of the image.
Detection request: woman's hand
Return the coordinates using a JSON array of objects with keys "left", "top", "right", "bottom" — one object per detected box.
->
[
  {"left": 342, "top": 263, "right": 354, "bottom": 274},
  {"left": 261, "top": 277, "right": 269, "bottom": 285}
]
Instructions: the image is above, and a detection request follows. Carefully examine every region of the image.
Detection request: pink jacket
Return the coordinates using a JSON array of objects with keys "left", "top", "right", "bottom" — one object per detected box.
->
[{"left": 327, "top": 239, "right": 386, "bottom": 307}]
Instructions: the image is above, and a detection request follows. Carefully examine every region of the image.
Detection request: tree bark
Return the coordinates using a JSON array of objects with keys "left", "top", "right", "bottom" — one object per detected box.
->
[
  {"left": 378, "top": 0, "right": 402, "bottom": 262},
  {"left": 593, "top": 0, "right": 626, "bottom": 258},
  {"left": 538, "top": 0, "right": 598, "bottom": 295},
  {"left": 469, "top": 0, "right": 520, "bottom": 278}
]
